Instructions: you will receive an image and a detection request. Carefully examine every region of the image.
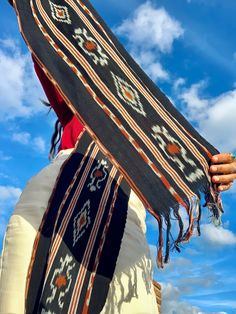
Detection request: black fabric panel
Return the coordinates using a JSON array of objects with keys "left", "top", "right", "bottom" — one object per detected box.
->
[{"left": 26, "top": 151, "right": 85, "bottom": 313}]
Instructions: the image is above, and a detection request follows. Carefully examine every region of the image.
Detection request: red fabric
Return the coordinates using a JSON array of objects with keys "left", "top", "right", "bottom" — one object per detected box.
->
[{"left": 33, "top": 58, "right": 84, "bottom": 150}]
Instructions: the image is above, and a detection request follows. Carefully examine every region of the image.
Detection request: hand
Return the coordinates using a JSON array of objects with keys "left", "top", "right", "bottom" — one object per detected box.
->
[{"left": 210, "top": 153, "right": 236, "bottom": 192}]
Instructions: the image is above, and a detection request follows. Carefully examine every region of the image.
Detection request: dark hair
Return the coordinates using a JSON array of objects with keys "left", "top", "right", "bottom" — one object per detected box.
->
[{"left": 42, "top": 100, "right": 62, "bottom": 160}]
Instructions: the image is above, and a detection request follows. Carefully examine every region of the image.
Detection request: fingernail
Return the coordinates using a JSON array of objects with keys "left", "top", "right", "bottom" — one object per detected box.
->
[
  {"left": 214, "top": 176, "right": 219, "bottom": 182},
  {"left": 219, "top": 186, "right": 224, "bottom": 191},
  {"left": 212, "top": 156, "right": 218, "bottom": 162},
  {"left": 211, "top": 166, "right": 217, "bottom": 172}
]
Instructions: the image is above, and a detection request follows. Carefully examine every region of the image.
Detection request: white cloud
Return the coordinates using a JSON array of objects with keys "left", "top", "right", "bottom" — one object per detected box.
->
[
  {"left": 196, "top": 296, "right": 236, "bottom": 310},
  {"left": 178, "top": 80, "right": 209, "bottom": 121},
  {"left": 207, "top": 312, "right": 228, "bottom": 314},
  {"left": 0, "top": 38, "right": 44, "bottom": 122},
  {"left": 175, "top": 81, "right": 236, "bottom": 152},
  {"left": 199, "top": 88, "right": 236, "bottom": 152},
  {"left": 131, "top": 49, "right": 169, "bottom": 81},
  {"left": 12, "top": 132, "right": 31, "bottom": 145},
  {"left": 0, "top": 185, "right": 22, "bottom": 203},
  {"left": 114, "top": 1, "right": 184, "bottom": 81},
  {"left": 115, "top": 2, "right": 184, "bottom": 53},
  {"left": 161, "top": 282, "right": 228, "bottom": 314},
  {"left": 173, "top": 77, "right": 186, "bottom": 91},
  {"left": 11, "top": 131, "right": 46, "bottom": 153},
  {"left": 0, "top": 173, "right": 10, "bottom": 179},
  {"left": 201, "top": 223, "right": 236, "bottom": 246},
  {"left": 33, "top": 136, "right": 46, "bottom": 153},
  {"left": 0, "top": 150, "right": 12, "bottom": 161},
  {"left": 161, "top": 282, "right": 202, "bottom": 314}
]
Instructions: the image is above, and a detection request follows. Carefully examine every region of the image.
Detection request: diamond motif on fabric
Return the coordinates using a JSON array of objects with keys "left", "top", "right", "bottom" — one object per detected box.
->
[
  {"left": 73, "top": 200, "right": 91, "bottom": 247},
  {"left": 46, "top": 254, "right": 75, "bottom": 309},
  {"left": 111, "top": 72, "right": 146, "bottom": 117},
  {"left": 151, "top": 125, "right": 204, "bottom": 182},
  {"left": 73, "top": 28, "right": 109, "bottom": 66},
  {"left": 49, "top": 2, "right": 72, "bottom": 24},
  {"left": 87, "top": 159, "right": 108, "bottom": 192}
]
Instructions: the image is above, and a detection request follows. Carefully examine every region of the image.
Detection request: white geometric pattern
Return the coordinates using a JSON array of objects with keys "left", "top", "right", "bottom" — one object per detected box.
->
[
  {"left": 49, "top": 2, "right": 72, "bottom": 24},
  {"left": 87, "top": 159, "right": 108, "bottom": 192},
  {"left": 151, "top": 125, "right": 204, "bottom": 182},
  {"left": 73, "top": 200, "right": 91, "bottom": 247},
  {"left": 111, "top": 71, "right": 146, "bottom": 117},
  {"left": 73, "top": 28, "right": 109, "bottom": 66},
  {"left": 46, "top": 254, "right": 75, "bottom": 309}
]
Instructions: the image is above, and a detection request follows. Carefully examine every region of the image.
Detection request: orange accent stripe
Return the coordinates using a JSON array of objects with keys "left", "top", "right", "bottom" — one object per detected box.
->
[
  {"left": 35, "top": 0, "right": 194, "bottom": 204},
  {"left": 37, "top": 0, "right": 197, "bottom": 200},
  {"left": 67, "top": 0, "right": 211, "bottom": 177},
  {"left": 44, "top": 145, "right": 98, "bottom": 281},
  {"left": 69, "top": 167, "right": 117, "bottom": 313},
  {"left": 81, "top": 174, "right": 123, "bottom": 314}
]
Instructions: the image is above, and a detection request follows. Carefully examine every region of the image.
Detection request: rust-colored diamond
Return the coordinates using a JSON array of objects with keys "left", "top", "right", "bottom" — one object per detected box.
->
[
  {"left": 166, "top": 143, "right": 181, "bottom": 155},
  {"left": 94, "top": 170, "right": 103, "bottom": 178},
  {"left": 78, "top": 213, "right": 86, "bottom": 229},
  {"left": 56, "top": 9, "right": 65, "bottom": 18},
  {"left": 84, "top": 40, "right": 97, "bottom": 51},
  {"left": 55, "top": 275, "right": 67, "bottom": 288},
  {"left": 122, "top": 87, "right": 134, "bottom": 101}
]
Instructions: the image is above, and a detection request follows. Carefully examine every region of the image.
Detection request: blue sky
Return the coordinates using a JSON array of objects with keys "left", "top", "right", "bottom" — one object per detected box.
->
[{"left": 0, "top": 0, "right": 236, "bottom": 313}]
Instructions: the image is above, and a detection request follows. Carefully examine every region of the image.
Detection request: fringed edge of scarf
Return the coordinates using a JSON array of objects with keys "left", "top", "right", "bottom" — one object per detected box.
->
[{"left": 153, "top": 181, "right": 223, "bottom": 269}]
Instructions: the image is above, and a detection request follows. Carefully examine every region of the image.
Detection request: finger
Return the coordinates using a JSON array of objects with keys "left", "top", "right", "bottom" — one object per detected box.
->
[
  {"left": 211, "top": 153, "right": 235, "bottom": 164},
  {"left": 218, "top": 182, "right": 234, "bottom": 192},
  {"left": 212, "top": 173, "right": 236, "bottom": 184},
  {"left": 210, "top": 162, "right": 236, "bottom": 174}
]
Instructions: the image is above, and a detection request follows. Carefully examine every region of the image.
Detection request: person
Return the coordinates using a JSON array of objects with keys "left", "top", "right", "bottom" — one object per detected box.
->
[
  {"left": 0, "top": 58, "right": 159, "bottom": 314},
  {"left": 0, "top": 55, "right": 236, "bottom": 314},
  {"left": 1, "top": 1, "right": 236, "bottom": 313}
]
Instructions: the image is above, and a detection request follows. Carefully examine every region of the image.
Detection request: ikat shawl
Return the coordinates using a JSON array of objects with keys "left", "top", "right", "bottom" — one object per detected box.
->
[
  {"left": 11, "top": 0, "right": 223, "bottom": 266},
  {"left": 10, "top": 0, "right": 223, "bottom": 311}
]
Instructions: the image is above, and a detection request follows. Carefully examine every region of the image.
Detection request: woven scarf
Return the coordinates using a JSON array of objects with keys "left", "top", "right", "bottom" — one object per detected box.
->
[
  {"left": 10, "top": 0, "right": 222, "bottom": 313},
  {"left": 11, "top": 0, "right": 223, "bottom": 311}
]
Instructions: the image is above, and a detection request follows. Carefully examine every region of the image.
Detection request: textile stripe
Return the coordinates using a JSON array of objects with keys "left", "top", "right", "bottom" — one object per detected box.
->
[
  {"left": 76, "top": 0, "right": 118, "bottom": 52},
  {"left": 75, "top": 0, "right": 137, "bottom": 89},
  {"left": 64, "top": 0, "right": 212, "bottom": 190},
  {"left": 31, "top": 2, "right": 189, "bottom": 211},
  {"left": 38, "top": 0, "right": 195, "bottom": 191},
  {"left": 68, "top": 165, "right": 117, "bottom": 313},
  {"left": 40, "top": 0, "right": 210, "bottom": 195},
  {"left": 47, "top": 135, "right": 93, "bottom": 250},
  {"left": 73, "top": 0, "right": 212, "bottom": 159},
  {"left": 33, "top": 0, "right": 195, "bottom": 203},
  {"left": 44, "top": 143, "right": 99, "bottom": 282},
  {"left": 28, "top": 53, "right": 163, "bottom": 223},
  {"left": 48, "top": 141, "right": 97, "bottom": 253},
  {"left": 81, "top": 174, "right": 123, "bottom": 314},
  {"left": 65, "top": 0, "right": 211, "bottom": 174}
]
